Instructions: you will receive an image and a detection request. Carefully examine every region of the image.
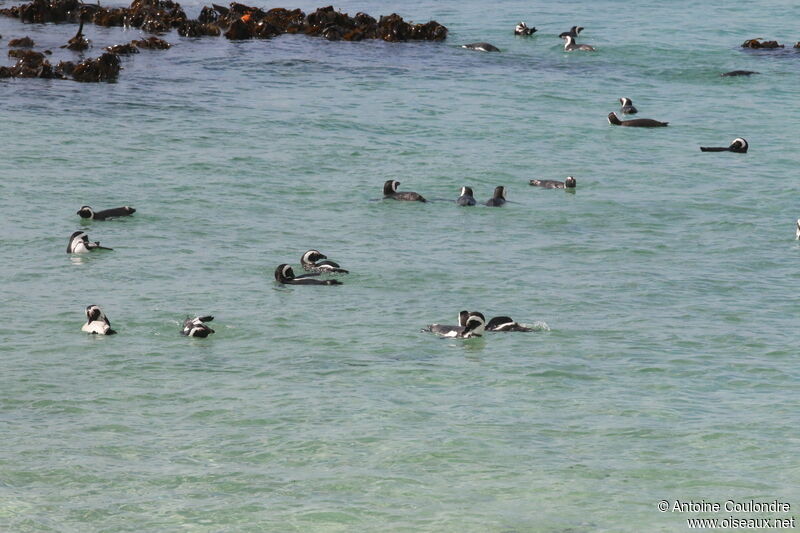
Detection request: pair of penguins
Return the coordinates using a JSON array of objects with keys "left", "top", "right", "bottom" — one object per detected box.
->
[
  {"left": 427, "top": 310, "right": 532, "bottom": 339},
  {"left": 81, "top": 305, "right": 216, "bottom": 338},
  {"left": 609, "top": 100, "right": 750, "bottom": 153}
]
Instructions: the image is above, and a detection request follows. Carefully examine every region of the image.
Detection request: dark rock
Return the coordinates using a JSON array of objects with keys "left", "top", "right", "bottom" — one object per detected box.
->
[
  {"left": 8, "top": 36, "right": 35, "bottom": 47},
  {"left": 106, "top": 43, "right": 140, "bottom": 54},
  {"left": 178, "top": 20, "right": 221, "bottom": 36},
  {"left": 198, "top": 6, "right": 218, "bottom": 23},
  {"left": 72, "top": 52, "right": 120, "bottom": 82},
  {"left": 741, "top": 38, "right": 783, "bottom": 49},
  {"left": 131, "top": 36, "right": 171, "bottom": 49}
]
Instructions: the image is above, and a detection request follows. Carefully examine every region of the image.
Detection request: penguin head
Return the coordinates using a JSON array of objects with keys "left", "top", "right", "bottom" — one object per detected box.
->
[
  {"left": 76, "top": 206, "right": 94, "bottom": 218},
  {"left": 302, "top": 249, "right": 326, "bottom": 264},
  {"left": 564, "top": 176, "right": 577, "bottom": 188},
  {"left": 619, "top": 97, "right": 632, "bottom": 106},
  {"left": 85, "top": 304, "right": 103, "bottom": 322},
  {"left": 463, "top": 312, "right": 486, "bottom": 337},
  {"left": 607, "top": 112, "right": 622, "bottom": 125},
  {"left": 493, "top": 186, "right": 506, "bottom": 200},
  {"left": 729, "top": 138, "right": 748, "bottom": 153},
  {"left": 275, "top": 264, "right": 295, "bottom": 282},
  {"left": 383, "top": 180, "right": 400, "bottom": 195},
  {"left": 573, "top": 26, "right": 584, "bottom": 35},
  {"left": 458, "top": 310, "right": 469, "bottom": 327},
  {"left": 460, "top": 186, "right": 474, "bottom": 197}
]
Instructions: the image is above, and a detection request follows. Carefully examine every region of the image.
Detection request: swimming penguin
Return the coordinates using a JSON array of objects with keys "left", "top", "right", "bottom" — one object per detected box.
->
[
  {"left": 486, "top": 316, "right": 533, "bottom": 332},
  {"left": 462, "top": 42, "right": 501, "bottom": 52},
  {"left": 514, "top": 22, "right": 536, "bottom": 36},
  {"left": 76, "top": 205, "right": 136, "bottom": 220},
  {"left": 721, "top": 70, "right": 759, "bottom": 77},
  {"left": 300, "top": 249, "right": 349, "bottom": 274},
  {"left": 427, "top": 311, "right": 486, "bottom": 338},
  {"left": 485, "top": 186, "right": 507, "bottom": 207},
  {"left": 67, "top": 231, "right": 113, "bottom": 253},
  {"left": 607, "top": 112, "right": 668, "bottom": 128},
  {"left": 427, "top": 310, "right": 470, "bottom": 336},
  {"left": 383, "top": 180, "right": 426, "bottom": 202},
  {"left": 275, "top": 264, "right": 342, "bottom": 285},
  {"left": 529, "top": 176, "right": 576, "bottom": 189},
  {"left": 558, "top": 26, "right": 583, "bottom": 38},
  {"left": 619, "top": 97, "right": 638, "bottom": 114},
  {"left": 700, "top": 138, "right": 748, "bottom": 153},
  {"left": 456, "top": 186, "right": 477, "bottom": 206},
  {"left": 82, "top": 304, "right": 116, "bottom": 335},
  {"left": 182, "top": 315, "right": 215, "bottom": 337},
  {"left": 562, "top": 34, "right": 595, "bottom": 52}
]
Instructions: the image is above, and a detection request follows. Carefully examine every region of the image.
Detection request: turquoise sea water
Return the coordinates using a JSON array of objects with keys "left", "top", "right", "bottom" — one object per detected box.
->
[{"left": 1, "top": 0, "right": 799, "bottom": 530}]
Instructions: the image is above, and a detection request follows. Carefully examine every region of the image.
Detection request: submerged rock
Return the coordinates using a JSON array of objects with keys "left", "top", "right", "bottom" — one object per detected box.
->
[
  {"left": 72, "top": 52, "right": 120, "bottom": 82},
  {"left": 8, "top": 36, "right": 35, "bottom": 47},
  {"left": 132, "top": 36, "right": 171, "bottom": 49},
  {"left": 741, "top": 38, "right": 783, "bottom": 49}
]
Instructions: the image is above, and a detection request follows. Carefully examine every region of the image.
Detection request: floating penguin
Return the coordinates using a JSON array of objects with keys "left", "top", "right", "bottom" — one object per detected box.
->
[
  {"left": 558, "top": 26, "right": 584, "bottom": 38},
  {"left": 462, "top": 42, "right": 501, "bottom": 52},
  {"left": 485, "top": 186, "right": 507, "bottom": 207},
  {"left": 514, "top": 22, "right": 536, "bottom": 36},
  {"left": 530, "top": 176, "right": 577, "bottom": 189},
  {"left": 300, "top": 249, "right": 349, "bottom": 274},
  {"left": 721, "top": 70, "right": 759, "bottom": 77},
  {"left": 607, "top": 112, "right": 668, "bottom": 128},
  {"left": 76, "top": 205, "right": 136, "bottom": 220},
  {"left": 427, "top": 311, "right": 486, "bottom": 338},
  {"left": 427, "top": 310, "right": 470, "bottom": 336},
  {"left": 456, "top": 186, "right": 477, "bottom": 206},
  {"left": 182, "top": 316, "right": 215, "bottom": 337},
  {"left": 619, "top": 97, "right": 638, "bottom": 114},
  {"left": 699, "top": 138, "right": 748, "bottom": 153},
  {"left": 562, "top": 34, "right": 595, "bottom": 52},
  {"left": 486, "top": 316, "right": 532, "bottom": 332},
  {"left": 383, "top": 180, "right": 426, "bottom": 202},
  {"left": 82, "top": 304, "right": 116, "bottom": 335},
  {"left": 274, "top": 264, "right": 342, "bottom": 285},
  {"left": 67, "top": 231, "right": 113, "bottom": 253}
]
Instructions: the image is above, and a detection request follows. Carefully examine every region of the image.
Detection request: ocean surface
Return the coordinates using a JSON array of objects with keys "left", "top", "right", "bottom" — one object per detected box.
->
[{"left": 1, "top": 0, "right": 799, "bottom": 530}]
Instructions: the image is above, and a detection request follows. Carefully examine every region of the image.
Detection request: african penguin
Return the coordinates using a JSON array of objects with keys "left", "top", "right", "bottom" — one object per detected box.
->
[
  {"left": 530, "top": 176, "right": 577, "bottom": 189},
  {"left": 607, "top": 112, "right": 668, "bottom": 127},
  {"left": 67, "top": 231, "right": 113, "bottom": 253},
  {"left": 619, "top": 98, "right": 638, "bottom": 114},
  {"left": 485, "top": 186, "right": 507, "bottom": 207},
  {"left": 456, "top": 186, "right": 477, "bottom": 206},
  {"left": 486, "top": 316, "right": 533, "bottom": 332},
  {"left": 462, "top": 42, "right": 501, "bottom": 52},
  {"left": 558, "top": 26, "right": 584, "bottom": 38},
  {"left": 427, "top": 311, "right": 486, "bottom": 338},
  {"left": 82, "top": 305, "right": 116, "bottom": 335},
  {"left": 275, "top": 264, "right": 342, "bottom": 285},
  {"left": 562, "top": 34, "right": 595, "bottom": 51},
  {"left": 383, "top": 180, "right": 426, "bottom": 202},
  {"left": 182, "top": 316, "right": 215, "bottom": 337},
  {"left": 700, "top": 138, "right": 748, "bottom": 153},
  {"left": 515, "top": 22, "right": 536, "bottom": 36},
  {"left": 300, "top": 250, "right": 349, "bottom": 274},
  {"left": 77, "top": 205, "right": 136, "bottom": 220}
]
